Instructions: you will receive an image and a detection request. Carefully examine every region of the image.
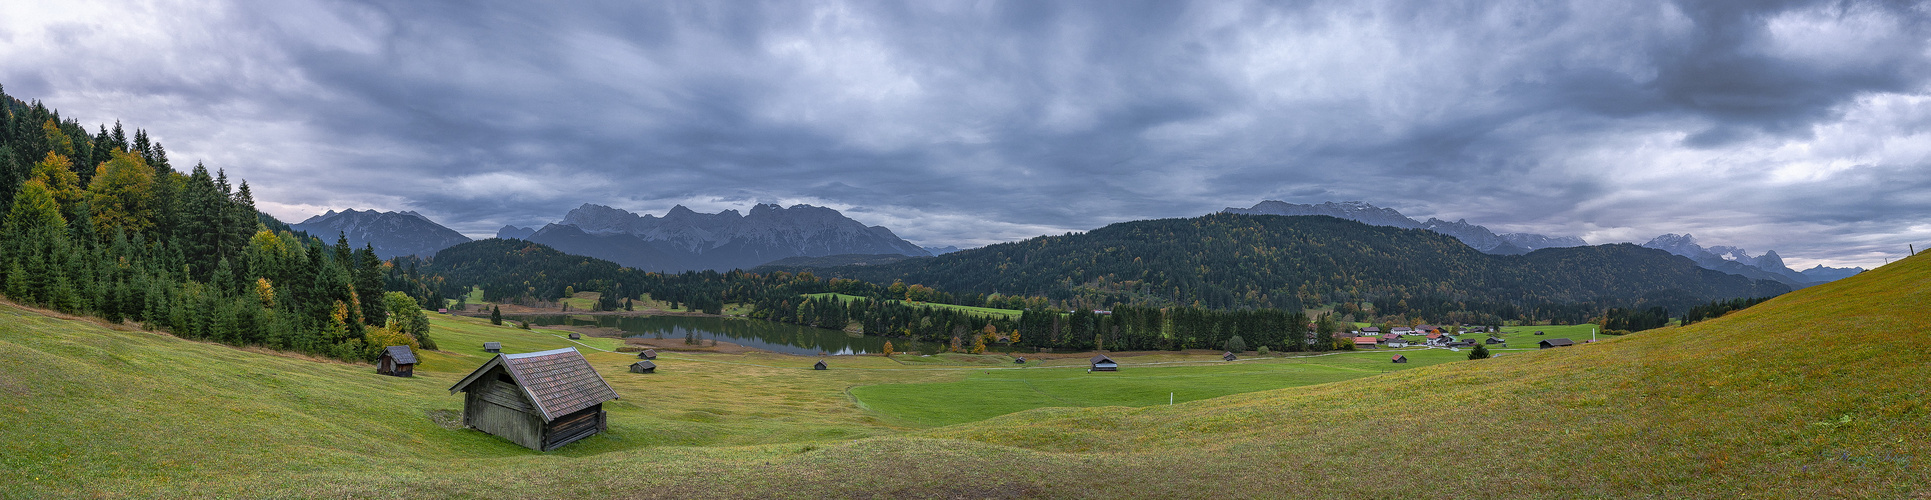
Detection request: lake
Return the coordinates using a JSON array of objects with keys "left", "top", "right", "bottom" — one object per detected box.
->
[{"left": 510, "top": 314, "right": 931, "bottom": 356}]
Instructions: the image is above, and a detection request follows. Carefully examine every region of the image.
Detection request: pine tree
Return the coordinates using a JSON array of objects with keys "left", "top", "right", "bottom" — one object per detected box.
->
[
  {"left": 1469, "top": 343, "right": 1491, "bottom": 360},
  {"left": 490, "top": 305, "right": 502, "bottom": 325}
]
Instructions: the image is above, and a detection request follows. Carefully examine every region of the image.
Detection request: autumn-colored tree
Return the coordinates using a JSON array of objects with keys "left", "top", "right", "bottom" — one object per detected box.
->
[
  {"left": 881, "top": 340, "right": 894, "bottom": 356},
  {"left": 29, "top": 152, "right": 84, "bottom": 220},
  {"left": 87, "top": 149, "right": 154, "bottom": 235},
  {"left": 41, "top": 119, "right": 74, "bottom": 158},
  {"left": 971, "top": 334, "right": 987, "bottom": 354},
  {"left": 254, "top": 278, "right": 275, "bottom": 308}
]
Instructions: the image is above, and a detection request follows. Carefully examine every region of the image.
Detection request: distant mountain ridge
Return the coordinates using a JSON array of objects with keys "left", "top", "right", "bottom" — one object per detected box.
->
[
  {"left": 512, "top": 203, "right": 930, "bottom": 272},
  {"left": 787, "top": 213, "right": 1789, "bottom": 316},
  {"left": 290, "top": 209, "right": 472, "bottom": 259},
  {"left": 1641, "top": 234, "right": 1862, "bottom": 286},
  {"left": 1223, "top": 201, "right": 1586, "bottom": 254}
]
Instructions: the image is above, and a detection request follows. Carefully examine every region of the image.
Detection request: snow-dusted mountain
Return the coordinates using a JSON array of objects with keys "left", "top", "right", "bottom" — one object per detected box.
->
[
  {"left": 521, "top": 203, "right": 930, "bottom": 272},
  {"left": 1223, "top": 201, "right": 1585, "bottom": 254},
  {"left": 1641, "top": 234, "right": 1863, "bottom": 286},
  {"left": 290, "top": 209, "right": 472, "bottom": 259}
]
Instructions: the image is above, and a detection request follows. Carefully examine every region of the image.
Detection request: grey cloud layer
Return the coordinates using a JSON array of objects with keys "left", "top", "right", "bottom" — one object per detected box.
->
[{"left": 5, "top": 0, "right": 1928, "bottom": 267}]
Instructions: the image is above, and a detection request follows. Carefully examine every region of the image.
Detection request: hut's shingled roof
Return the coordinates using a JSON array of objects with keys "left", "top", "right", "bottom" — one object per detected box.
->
[
  {"left": 383, "top": 345, "right": 418, "bottom": 365},
  {"left": 502, "top": 348, "right": 619, "bottom": 420}
]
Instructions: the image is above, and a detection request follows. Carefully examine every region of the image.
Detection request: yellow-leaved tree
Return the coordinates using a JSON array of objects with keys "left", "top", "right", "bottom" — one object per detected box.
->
[
  {"left": 881, "top": 340, "right": 894, "bottom": 357},
  {"left": 29, "top": 152, "right": 84, "bottom": 221},
  {"left": 88, "top": 149, "right": 154, "bottom": 235}
]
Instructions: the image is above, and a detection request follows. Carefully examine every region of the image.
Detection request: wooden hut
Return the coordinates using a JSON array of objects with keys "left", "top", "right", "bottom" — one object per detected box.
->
[
  {"left": 640, "top": 349, "right": 657, "bottom": 360},
  {"left": 1354, "top": 337, "right": 1380, "bottom": 349},
  {"left": 629, "top": 360, "right": 656, "bottom": 374},
  {"left": 376, "top": 345, "right": 417, "bottom": 377},
  {"left": 483, "top": 342, "right": 502, "bottom": 353},
  {"left": 448, "top": 348, "right": 619, "bottom": 451},
  {"left": 1539, "top": 338, "right": 1575, "bottom": 349},
  {"left": 1089, "top": 354, "right": 1118, "bottom": 372},
  {"left": 813, "top": 360, "right": 828, "bottom": 370},
  {"left": 1014, "top": 357, "right": 1026, "bottom": 364},
  {"left": 568, "top": 332, "right": 581, "bottom": 340},
  {"left": 1392, "top": 354, "right": 1408, "bottom": 364},
  {"left": 1222, "top": 351, "right": 1238, "bottom": 361}
]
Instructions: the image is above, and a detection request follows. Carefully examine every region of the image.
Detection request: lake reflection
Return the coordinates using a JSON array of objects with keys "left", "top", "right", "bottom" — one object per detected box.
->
[{"left": 511, "top": 314, "right": 929, "bottom": 356}]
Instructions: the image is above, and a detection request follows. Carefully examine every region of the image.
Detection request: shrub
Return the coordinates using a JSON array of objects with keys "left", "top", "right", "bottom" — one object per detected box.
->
[
  {"left": 1257, "top": 345, "right": 1270, "bottom": 356},
  {"left": 1468, "top": 343, "right": 1491, "bottom": 360},
  {"left": 1224, "top": 335, "right": 1247, "bottom": 353}
]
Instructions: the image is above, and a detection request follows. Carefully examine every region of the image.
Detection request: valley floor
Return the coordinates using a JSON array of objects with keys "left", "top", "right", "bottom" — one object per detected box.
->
[{"left": 5, "top": 253, "right": 1931, "bottom": 498}]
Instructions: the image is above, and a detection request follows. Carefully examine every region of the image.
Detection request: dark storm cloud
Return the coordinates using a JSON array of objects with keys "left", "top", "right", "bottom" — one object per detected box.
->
[{"left": 4, "top": 0, "right": 1929, "bottom": 267}]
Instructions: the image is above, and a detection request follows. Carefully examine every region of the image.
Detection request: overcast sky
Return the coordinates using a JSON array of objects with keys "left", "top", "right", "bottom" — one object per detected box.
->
[{"left": 6, "top": 0, "right": 1929, "bottom": 268}]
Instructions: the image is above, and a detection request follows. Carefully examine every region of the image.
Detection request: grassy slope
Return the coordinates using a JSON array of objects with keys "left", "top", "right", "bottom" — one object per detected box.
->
[{"left": 2, "top": 252, "right": 1927, "bottom": 498}]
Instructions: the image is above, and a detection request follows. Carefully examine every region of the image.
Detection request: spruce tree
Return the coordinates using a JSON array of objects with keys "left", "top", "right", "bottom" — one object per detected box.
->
[
  {"left": 490, "top": 305, "right": 502, "bottom": 325},
  {"left": 1469, "top": 343, "right": 1491, "bottom": 360}
]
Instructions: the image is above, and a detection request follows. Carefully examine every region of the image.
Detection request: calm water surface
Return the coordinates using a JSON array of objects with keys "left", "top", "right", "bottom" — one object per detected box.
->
[{"left": 512, "top": 314, "right": 931, "bottom": 356}]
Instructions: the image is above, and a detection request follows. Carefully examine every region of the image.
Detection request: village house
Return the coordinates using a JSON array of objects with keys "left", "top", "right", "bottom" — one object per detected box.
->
[
  {"left": 1090, "top": 354, "right": 1119, "bottom": 372},
  {"left": 1354, "top": 337, "right": 1379, "bottom": 349}
]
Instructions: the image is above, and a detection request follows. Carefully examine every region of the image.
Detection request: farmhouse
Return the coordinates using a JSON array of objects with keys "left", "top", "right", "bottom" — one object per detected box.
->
[
  {"left": 629, "top": 360, "right": 655, "bottom": 374},
  {"left": 1392, "top": 354, "right": 1408, "bottom": 363},
  {"left": 1388, "top": 340, "right": 1409, "bottom": 348},
  {"left": 1354, "top": 337, "right": 1379, "bottom": 349},
  {"left": 1223, "top": 352, "right": 1238, "bottom": 361},
  {"left": 484, "top": 342, "right": 502, "bottom": 353},
  {"left": 1539, "top": 338, "right": 1576, "bottom": 349},
  {"left": 375, "top": 345, "right": 417, "bottom": 377},
  {"left": 1391, "top": 327, "right": 1414, "bottom": 334},
  {"left": 813, "top": 360, "right": 828, "bottom": 370},
  {"left": 640, "top": 349, "right": 657, "bottom": 360},
  {"left": 448, "top": 348, "right": 618, "bottom": 451},
  {"left": 1361, "top": 327, "right": 1381, "bottom": 334},
  {"left": 1090, "top": 354, "right": 1118, "bottom": 372}
]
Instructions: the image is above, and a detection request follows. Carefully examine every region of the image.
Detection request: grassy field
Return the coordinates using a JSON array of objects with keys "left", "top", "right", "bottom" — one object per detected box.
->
[{"left": 3, "top": 252, "right": 1930, "bottom": 497}]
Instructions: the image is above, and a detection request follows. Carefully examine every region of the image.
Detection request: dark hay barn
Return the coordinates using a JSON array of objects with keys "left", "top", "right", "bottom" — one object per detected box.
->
[
  {"left": 376, "top": 345, "right": 417, "bottom": 377},
  {"left": 449, "top": 348, "right": 619, "bottom": 451}
]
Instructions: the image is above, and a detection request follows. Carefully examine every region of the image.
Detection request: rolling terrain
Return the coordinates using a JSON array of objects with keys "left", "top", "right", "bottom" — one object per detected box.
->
[{"left": 2, "top": 249, "right": 1928, "bottom": 497}]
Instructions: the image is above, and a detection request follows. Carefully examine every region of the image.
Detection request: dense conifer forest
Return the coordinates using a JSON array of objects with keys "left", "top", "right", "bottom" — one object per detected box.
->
[{"left": 0, "top": 85, "right": 432, "bottom": 361}]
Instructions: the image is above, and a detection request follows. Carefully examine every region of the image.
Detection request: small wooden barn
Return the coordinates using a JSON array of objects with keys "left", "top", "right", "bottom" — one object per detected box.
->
[
  {"left": 1392, "top": 354, "right": 1408, "bottom": 364},
  {"left": 1539, "top": 338, "right": 1575, "bottom": 349},
  {"left": 376, "top": 345, "right": 417, "bottom": 377},
  {"left": 1013, "top": 357, "right": 1026, "bottom": 364},
  {"left": 629, "top": 360, "right": 656, "bottom": 374},
  {"left": 484, "top": 342, "right": 502, "bottom": 353},
  {"left": 813, "top": 360, "right": 828, "bottom": 370},
  {"left": 1089, "top": 354, "right": 1118, "bottom": 372},
  {"left": 449, "top": 348, "right": 619, "bottom": 451},
  {"left": 1354, "top": 337, "right": 1380, "bottom": 349},
  {"left": 568, "top": 332, "right": 581, "bottom": 340},
  {"left": 640, "top": 349, "right": 657, "bottom": 360},
  {"left": 1222, "top": 351, "right": 1238, "bottom": 361}
]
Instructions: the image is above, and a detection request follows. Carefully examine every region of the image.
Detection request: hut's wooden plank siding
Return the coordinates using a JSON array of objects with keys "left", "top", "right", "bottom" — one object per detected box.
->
[{"left": 450, "top": 348, "right": 619, "bottom": 452}]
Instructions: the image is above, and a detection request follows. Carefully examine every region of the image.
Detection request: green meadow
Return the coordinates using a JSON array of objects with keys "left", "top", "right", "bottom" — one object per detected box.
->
[{"left": 3, "top": 252, "right": 1929, "bottom": 497}]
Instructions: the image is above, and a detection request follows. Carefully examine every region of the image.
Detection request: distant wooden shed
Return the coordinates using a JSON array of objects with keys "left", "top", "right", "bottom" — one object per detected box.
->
[
  {"left": 640, "top": 349, "right": 657, "bottom": 360},
  {"left": 1539, "top": 338, "right": 1575, "bottom": 349},
  {"left": 1392, "top": 354, "right": 1408, "bottom": 364},
  {"left": 484, "top": 342, "right": 502, "bottom": 353},
  {"left": 1222, "top": 351, "right": 1238, "bottom": 361},
  {"left": 1089, "top": 354, "right": 1118, "bottom": 372},
  {"left": 376, "top": 345, "right": 417, "bottom": 377},
  {"left": 1014, "top": 357, "right": 1026, "bottom": 364},
  {"left": 568, "top": 332, "right": 581, "bottom": 340},
  {"left": 629, "top": 360, "right": 656, "bottom": 374},
  {"left": 813, "top": 360, "right": 827, "bottom": 370},
  {"left": 449, "top": 348, "right": 618, "bottom": 451}
]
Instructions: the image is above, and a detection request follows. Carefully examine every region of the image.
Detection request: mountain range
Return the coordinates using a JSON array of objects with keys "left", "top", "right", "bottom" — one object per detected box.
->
[
  {"left": 1641, "top": 234, "right": 1862, "bottom": 287},
  {"left": 503, "top": 203, "right": 930, "bottom": 272},
  {"left": 766, "top": 213, "right": 1790, "bottom": 316},
  {"left": 289, "top": 209, "right": 473, "bottom": 259},
  {"left": 1223, "top": 201, "right": 1586, "bottom": 254}
]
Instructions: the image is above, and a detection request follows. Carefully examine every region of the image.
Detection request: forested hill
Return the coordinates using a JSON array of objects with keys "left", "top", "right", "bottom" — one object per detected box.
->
[{"left": 769, "top": 214, "right": 1791, "bottom": 320}]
